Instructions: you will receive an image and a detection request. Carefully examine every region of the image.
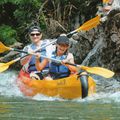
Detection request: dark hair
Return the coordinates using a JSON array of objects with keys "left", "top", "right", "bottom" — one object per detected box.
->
[
  {"left": 55, "top": 36, "right": 69, "bottom": 55},
  {"left": 57, "top": 36, "right": 69, "bottom": 45}
]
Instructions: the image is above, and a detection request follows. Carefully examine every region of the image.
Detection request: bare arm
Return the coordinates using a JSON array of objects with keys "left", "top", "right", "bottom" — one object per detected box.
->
[
  {"left": 35, "top": 53, "right": 49, "bottom": 71},
  {"left": 62, "top": 53, "right": 78, "bottom": 73}
]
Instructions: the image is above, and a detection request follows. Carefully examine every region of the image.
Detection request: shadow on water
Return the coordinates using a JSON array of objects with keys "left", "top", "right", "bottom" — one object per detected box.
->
[{"left": 0, "top": 70, "right": 120, "bottom": 120}]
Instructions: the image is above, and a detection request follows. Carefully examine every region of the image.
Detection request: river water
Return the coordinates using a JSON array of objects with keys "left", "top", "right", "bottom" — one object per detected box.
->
[{"left": 0, "top": 70, "right": 120, "bottom": 120}]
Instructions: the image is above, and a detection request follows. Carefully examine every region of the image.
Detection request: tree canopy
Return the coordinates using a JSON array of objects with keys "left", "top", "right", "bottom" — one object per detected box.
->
[{"left": 0, "top": 0, "right": 101, "bottom": 45}]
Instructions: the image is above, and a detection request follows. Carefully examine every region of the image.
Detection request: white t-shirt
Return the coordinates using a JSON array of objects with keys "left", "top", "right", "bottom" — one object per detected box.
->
[{"left": 21, "top": 39, "right": 56, "bottom": 58}]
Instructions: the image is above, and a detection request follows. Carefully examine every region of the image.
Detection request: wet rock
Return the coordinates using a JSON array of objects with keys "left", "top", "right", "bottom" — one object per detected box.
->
[{"left": 70, "top": 8, "right": 120, "bottom": 79}]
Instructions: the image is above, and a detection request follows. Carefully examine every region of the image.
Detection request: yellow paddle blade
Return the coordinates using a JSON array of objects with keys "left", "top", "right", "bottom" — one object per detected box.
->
[
  {"left": 0, "top": 42, "right": 11, "bottom": 53},
  {"left": 0, "top": 63, "right": 9, "bottom": 73},
  {"left": 76, "top": 16, "right": 100, "bottom": 32},
  {"left": 103, "top": 0, "right": 110, "bottom": 4},
  {"left": 81, "top": 66, "right": 114, "bottom": 78},
  {"left": 0, "top": 59, "right": 18, "bottom": 73}
]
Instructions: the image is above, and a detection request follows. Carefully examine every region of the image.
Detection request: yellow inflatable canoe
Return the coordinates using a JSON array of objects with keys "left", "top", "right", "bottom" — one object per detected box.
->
[{"left": 17, "top": 70, "right": 96, "bottom": 99}]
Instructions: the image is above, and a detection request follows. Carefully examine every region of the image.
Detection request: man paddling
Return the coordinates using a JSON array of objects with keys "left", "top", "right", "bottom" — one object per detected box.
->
[
  {"left": 35, "top": 35, "right": 89, "bottom": 82},
  {"left": 20, "top": 23, "right": 52, "bottom": 79}
]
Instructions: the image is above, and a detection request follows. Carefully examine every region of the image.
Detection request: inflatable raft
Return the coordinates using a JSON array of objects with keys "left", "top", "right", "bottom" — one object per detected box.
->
[{"left": 17, "top": 70, "right": 96, "bottom": 99}]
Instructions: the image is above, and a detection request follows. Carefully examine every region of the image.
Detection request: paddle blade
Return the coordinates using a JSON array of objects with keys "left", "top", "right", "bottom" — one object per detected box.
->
[
  {"left": 0, "top": 58, "right": 19, "bottom": 73},
  {"left": 0, "top": 63, "right": 9, "bottom": 73},
  {"left": 0, "top": 42, "right": 11, "bottom": 53},
  {"left": 103, "top": 0, "right": 110, "bottom": 4},
  {"left": 81, "top": 66, "right": 114, "bottom": 78},
  {"left": 77, "top": 16, "right": 100, "bottom": 32}
]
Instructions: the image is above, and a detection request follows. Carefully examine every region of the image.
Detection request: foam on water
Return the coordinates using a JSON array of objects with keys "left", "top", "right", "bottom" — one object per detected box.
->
[
  {"left": 0, "top": 70, "right": 23, "bottom": 97},
  {"left": 32, "top": 90, "right": 120, "bottom": 103},
  {"left": 32, "top": 94, "right": 66, "bottom": 101},
  {"left": 0, "top": 70, "right": 120, "bottom": 103}
]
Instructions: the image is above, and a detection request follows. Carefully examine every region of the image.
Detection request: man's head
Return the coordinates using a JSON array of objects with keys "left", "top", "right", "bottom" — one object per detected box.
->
[
  {"left": 28, "top": 26, "right": 41, "bottom": 34},
  {"left": 28, "top": 25, "right": 42, "bottom": 44},
  {"left": 56, "top": 36, "right": 69, "bottom": 55},
  {"left": 57, "top": 36, "right": 69, "bottom": 46}
]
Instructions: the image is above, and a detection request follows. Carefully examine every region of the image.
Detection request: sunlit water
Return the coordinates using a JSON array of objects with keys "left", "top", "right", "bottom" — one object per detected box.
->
[{"left": 0, "top": 70, "right": 120, "bottom": 120}]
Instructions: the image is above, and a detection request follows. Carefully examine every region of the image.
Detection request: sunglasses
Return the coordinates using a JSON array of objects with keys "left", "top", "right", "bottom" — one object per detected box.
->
[{"left": 30, "top": 33, "right": 41, "bottom": 36}]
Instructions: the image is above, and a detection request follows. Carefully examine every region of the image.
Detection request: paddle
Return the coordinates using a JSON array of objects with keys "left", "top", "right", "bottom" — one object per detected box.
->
[
  {"left": 0, "top": 58, "right": 21, "bottom": 73},
  {"left": 38, "top": 55, "right": 115, "bottom": 78},
  {"left": 0, "top": 16, "right": 101, "bottom": 54},
  {"left": 66, "top": 62, "right": 114, "bottom": 78},
  {"left": 0, "top": 40, "right": 57, "bottom": 54},
  {"left": 0, "top": 16, "right": 105, "bottom": 75},
  {"left": 103, "top": 0, "right": 110, "bottom": 4},
  {"left": 0, "top": 52, "right": 114, "bottom": 78},
  {"left": 67, "top": 15, "right": 100, "bottom": 36}
]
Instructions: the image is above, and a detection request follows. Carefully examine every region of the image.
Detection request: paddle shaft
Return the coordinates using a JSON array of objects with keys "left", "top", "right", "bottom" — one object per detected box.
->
[
  {"left": 0, "top": 42, "right": 114, "bottom": 73},
  {"left": 36, "top": 54, "right": 81, "bottom": 69},
  {"left": 0, "top": 49, "right": 114, "bottom": 78},
  {"left": 15, "top": 40, "right": 57, "bottom": 54},
  {"left": 33, "top": 54, "right": 114, "bottom": 78}
]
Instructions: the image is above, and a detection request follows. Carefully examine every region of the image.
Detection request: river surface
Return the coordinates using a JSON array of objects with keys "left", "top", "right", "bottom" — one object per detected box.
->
[{"left": 0, "top": 70, "right": 120, "bottom": 120}]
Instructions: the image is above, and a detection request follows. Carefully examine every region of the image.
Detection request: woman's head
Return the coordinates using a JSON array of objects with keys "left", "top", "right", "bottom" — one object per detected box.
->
[
  {"left": 56, "top": 36, "right": 69, "bottom": 55},
  {"left": 28, "top": 25, "right": 42, "bottom": 44}
]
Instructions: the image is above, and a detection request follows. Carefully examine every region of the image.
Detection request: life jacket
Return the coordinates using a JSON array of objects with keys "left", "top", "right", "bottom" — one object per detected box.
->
[
  {"left": 28, "top": 42, "right": 49, "bottom": 73},
  {"left": 49, "top": 51, "right": 70, "bottom": 79}
]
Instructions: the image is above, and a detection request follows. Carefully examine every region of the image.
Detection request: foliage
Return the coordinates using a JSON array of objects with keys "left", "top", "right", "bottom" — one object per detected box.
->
[
  {"left": 0, "top": 0, "right": 101, "bottom": 45},
  {"left": 0, "top": 0, "right": 45, "bottom": 44},
  {"left": 0, "top": 25, "right": 17, "bottom": 45}
]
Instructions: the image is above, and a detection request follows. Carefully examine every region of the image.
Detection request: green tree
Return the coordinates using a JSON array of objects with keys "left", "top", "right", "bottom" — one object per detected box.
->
[
  {"left": 0, "top": 25, "right": 17, "bottom": 45},
  {"left": 0, "top": 0, "right": 101, "bottom": 45}
]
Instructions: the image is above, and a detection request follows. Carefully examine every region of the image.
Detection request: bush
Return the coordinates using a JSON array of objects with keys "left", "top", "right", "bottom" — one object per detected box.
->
[{"left": 0, "top": 25, "right": 18, "bottom": 45}]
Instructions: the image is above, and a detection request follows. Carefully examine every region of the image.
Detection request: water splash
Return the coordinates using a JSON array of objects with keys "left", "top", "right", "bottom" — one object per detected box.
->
[
  {"left": 92, "top": 92, "right": 120, "bottom": 103},
  {"left": 112, "top": 0, "right": 120, "bottom": 8},
  {"left": 32, "top": 94, "right": 66, "bottom": 101},
  {"left": 0, "top": 70, "right": 120, "bottom": 103},
  {"left": 0, "top": 70, "right": 23, "bottom": 97}
]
